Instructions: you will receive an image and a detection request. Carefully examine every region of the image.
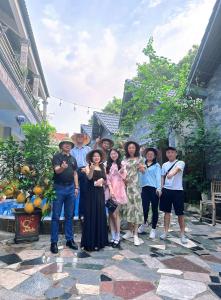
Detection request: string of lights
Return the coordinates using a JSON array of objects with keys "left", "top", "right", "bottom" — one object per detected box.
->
[{"left": 49, "top": 95, "right": 102, "bottom": 114}]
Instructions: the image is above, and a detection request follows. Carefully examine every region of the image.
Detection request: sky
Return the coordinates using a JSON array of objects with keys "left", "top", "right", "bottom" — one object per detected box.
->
[{"left": 26, "top": 0, "right": 216, "bottom": 134}]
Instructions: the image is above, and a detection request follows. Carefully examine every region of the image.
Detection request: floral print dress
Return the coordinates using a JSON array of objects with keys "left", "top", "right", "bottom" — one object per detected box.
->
[{"left": 123, "top": 158, "right": 143, "bottom": 225}]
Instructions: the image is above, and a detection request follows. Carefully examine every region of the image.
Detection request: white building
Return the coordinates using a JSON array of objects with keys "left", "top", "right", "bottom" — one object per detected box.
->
[{"left": 0, "top": 0, "right": 49, "bottom": 140}]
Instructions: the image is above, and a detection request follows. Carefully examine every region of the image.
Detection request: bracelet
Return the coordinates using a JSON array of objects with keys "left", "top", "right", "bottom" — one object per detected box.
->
[{"left": 75, "top": 187, "right": 79, "bottom": 189}]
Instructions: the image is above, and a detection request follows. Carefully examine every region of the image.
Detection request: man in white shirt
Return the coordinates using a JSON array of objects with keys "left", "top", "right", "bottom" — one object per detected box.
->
[{"left": 160, "top": 147, "right": 187, "bottom": 244}]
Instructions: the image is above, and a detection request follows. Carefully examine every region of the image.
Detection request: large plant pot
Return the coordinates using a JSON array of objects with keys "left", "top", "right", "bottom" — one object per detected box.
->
[{"left": 13, "top": 208, "right": 42, "bottom": 243}]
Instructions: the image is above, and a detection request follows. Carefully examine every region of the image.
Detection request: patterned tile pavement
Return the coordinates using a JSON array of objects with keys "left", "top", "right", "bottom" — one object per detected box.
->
[{"left": 0, "top": 213, "right": 221, "bottom": 299}]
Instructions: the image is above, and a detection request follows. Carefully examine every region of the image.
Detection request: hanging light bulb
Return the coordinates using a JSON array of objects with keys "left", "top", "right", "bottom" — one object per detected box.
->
[
  {"left": 59, "top": 100, "right": 62, "bottom": 106},
  {"left": 87, "top": 107, "right": 90, "bottom": 114},
  {"left": 73, "top": 104, "right": 76, "bottom": 111}
]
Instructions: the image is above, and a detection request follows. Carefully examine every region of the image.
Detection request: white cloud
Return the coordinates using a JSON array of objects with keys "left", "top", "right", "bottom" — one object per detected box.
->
[
  {"left": 147, "top": 0, "right": 163, "bottom": 8},
  {"left": 152, "top": 0, "right": 216, "bottom": 62},
  {"left": 39, "top": 7, "right": 140, "bottom": 133},
  {"left": 35, "top": 0, "right": 216, "bottom": 134}
]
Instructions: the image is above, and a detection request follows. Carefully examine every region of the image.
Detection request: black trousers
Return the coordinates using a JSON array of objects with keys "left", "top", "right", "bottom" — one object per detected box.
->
[
  {"left": 78, "top": 169, "right": 88, "bottom": 218},
  {"left": 141, "top": 186, "right": 159, "bottom": 229}
]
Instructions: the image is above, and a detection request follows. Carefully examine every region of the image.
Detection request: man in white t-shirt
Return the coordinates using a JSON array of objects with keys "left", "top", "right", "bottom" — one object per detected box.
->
[{"left": 160, "top": 147, "right": 187, "bottom": 244}]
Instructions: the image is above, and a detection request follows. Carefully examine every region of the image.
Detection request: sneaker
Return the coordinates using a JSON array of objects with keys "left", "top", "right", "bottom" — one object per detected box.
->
[
  {"left": 149, "top": 229, "right": 156, "bottom": 239},
  {"left": 122, "top": 231, "right": 133, "bottom": 239},
  {"left": 138, "top": 224, "right": 148, "bottom": 234},
  {"left": 160, "top": 232, "right": 167, "bottom": 240},
  {"left": 180, "top": 235, "right": 188, "bottom": 244},
  {"left": 134, "top": 235, "right": 141, "bottom": 246}
]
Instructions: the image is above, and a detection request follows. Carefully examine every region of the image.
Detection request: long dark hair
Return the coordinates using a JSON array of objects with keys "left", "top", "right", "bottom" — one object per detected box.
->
[{"left": 106, "top": 148, "right": 122, "bottom": 174}]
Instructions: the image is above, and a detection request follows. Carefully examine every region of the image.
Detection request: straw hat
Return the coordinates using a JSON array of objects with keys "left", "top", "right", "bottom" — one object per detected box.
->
[
  {"left": 59, "top": 137, "right": 74, "bottom": 149},
  {"left": 71, "top": 133, "right": 90, "bottom": 145}
]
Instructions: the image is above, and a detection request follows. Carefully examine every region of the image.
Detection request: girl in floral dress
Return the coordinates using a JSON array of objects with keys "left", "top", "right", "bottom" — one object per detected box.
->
[
  {"left": 106, "top": 149, "right": 127, "bottom": 248},
  {"left": 122, "top": 141, "right": 143, "bottom": 246}
]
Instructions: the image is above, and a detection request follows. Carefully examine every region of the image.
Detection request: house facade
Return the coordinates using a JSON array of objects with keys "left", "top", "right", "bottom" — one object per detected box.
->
[
  {"left": 188, "top": 0, "right": 221, "bottom": 178},
  {"left": 0, "top": 0, "right": 49, "bottom": 140}
]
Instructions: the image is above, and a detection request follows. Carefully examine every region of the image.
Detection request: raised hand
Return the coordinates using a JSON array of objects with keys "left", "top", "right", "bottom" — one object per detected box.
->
[{"left": 61, "top": 161, "right": 68, "bottom": 169}]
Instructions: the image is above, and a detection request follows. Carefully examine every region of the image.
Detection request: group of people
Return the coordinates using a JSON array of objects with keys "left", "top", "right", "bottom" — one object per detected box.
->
[{"left": 50, "top": 133, "right": 187, "bottom": 254}]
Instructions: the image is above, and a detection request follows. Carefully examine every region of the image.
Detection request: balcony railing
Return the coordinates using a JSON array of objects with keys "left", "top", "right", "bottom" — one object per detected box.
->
[{"left": 0, "top": 30, "right": 43, "bottom": 121}]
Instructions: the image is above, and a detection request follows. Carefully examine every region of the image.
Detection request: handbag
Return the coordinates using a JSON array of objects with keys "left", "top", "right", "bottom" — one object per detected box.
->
[{"left": 105, "top": 198, "right": 118, "bottom": 213}]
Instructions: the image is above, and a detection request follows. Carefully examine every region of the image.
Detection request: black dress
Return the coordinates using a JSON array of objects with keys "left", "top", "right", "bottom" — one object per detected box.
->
[{"left": 81, "top": 169, "right": 109, "bottom": 251}]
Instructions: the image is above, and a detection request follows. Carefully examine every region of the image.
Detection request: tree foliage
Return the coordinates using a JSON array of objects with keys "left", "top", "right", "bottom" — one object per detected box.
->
[{"left": 120, "top": 38, "right": 200, "bottom": 141}]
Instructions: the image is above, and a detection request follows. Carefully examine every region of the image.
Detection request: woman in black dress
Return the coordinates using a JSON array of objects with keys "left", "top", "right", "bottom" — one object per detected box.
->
[{"left": 81, "top": 149, "right": 109, "bottom": 251}]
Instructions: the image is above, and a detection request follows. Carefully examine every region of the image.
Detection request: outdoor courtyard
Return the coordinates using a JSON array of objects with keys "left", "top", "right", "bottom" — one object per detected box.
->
[{"left": 0, "top": 213, "right": 221, "bottom": 300}]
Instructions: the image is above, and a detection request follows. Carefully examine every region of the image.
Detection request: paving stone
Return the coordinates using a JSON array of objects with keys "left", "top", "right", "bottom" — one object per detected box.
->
[
  {"left": 157, "top": 268, "right": 183, "bottom": 276},
  {"left": 100, "top": 274, "right": 112, "bottom": 281},
  {"left": 210, "top": 276, "right": 220, "bottom": 283},
  {"left": 208, "top": 262, "right": 221, "bottom": 273},
  {"left": 201, "top": 254, "right": 221, "bottom": 264},
  {"left": 77, "top": 250, "right": 91, "bottom": 258},
  {"left": 149, "top": 244, "right": 166, "bottom": 250},
  {"left": 60, "top": 249, "right": 75, "bottom": 257},
  {"left": 140, "top": 254, "right": 165, "bottom": 269},
  {"left": 162, "top": 256, "right": 210, "bottom": 273},
  {"left": 20, "top": 257, "right": 45, "bottom": 266},
  {"left": 100, "top": 281, "right": 114, "bottom": 294},
  {"left": 209, "top": 285, "right": 221, "bottom": 299},
  {"left": 117, "top": 259, "right": 160, "bottom": 282},
  {"left": 113, "top": 281, "right": 155, "bottom": 299},
  {"left": 14, "top": 271, "right": 53, "bottom": 297},
  {"left": 45, "top": 287, "right": 66, "bottom": 299},
  {"left": 76, "top": 283, "right": 99, "bottom": 295},
  {"left": 119, "top": 249, "right": 139, "bottom": 259},
  {"left": 135, "top": 290, "right": 162, "bottom": 300},
  {"left": 168, "top": 237, "right": 197, "bottom": 248},
  {"left": 185, "top": 254, "right": 211, "bottom": 270},
  {"left": 40, "top": 263, "right": 59, "bottom": 274},
  {"left": 52, "top": 272, "right": 69, "bottom": 281},
  {"left": 4, "top": 262, "right": 21, "bottom": 271},
  {"left": 195, "top": 291, "right": 220, "bottom": 300},
  {"left": 157, "top": 275, "right": 207, "bottom": 300},
  {"left": 102, "top": 265, "right": 140, "bottom": 281},
  {"left": 184, "top": 271, "right": 210, "bottom": 282},
  {"left": 19, "top": 263, "right": 50, "bottom": 275},
  {"left": 70, "top": 269, "right": 100, "bottom": 285},
  {"left": 75, "top": 263, "right": 104, "bottom": 270},
  {"left": 0, "top": 289, "right": 36, "bottom": 300},
  {"left": 18, "top": 249, "right": 44, "bottom": 261},
  {"left": 0, "top": 269, "right": 29, "bottom": 289},
  {"left": 0, "top": 253, "right": 22, "bottom": 265}
]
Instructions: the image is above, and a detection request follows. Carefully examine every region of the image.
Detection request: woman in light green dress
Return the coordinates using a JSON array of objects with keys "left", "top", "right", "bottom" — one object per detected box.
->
[{"left": 122, "top": 141, "right": 143, "bottom": 246}]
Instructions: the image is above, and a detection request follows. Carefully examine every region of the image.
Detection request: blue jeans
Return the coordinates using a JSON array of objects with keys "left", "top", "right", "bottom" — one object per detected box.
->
[{"left": 51, "top": 183, "right": 75, "bottom": 243}]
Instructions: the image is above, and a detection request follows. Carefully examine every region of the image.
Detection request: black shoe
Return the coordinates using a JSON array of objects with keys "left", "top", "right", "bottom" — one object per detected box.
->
[
  {"left": 66, "top": 240, "right": 78, "bottom": 250},
  {"left": 50, "top": 242, "right": 58, "bottom": 254},
  {"left": 112, "top": 240, "right": 120, "bottom": 248}
]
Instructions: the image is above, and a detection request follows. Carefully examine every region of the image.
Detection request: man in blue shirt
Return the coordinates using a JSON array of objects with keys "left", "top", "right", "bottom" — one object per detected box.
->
[{"left": 71, "top": 133, "right": 91, "bottom": 220}]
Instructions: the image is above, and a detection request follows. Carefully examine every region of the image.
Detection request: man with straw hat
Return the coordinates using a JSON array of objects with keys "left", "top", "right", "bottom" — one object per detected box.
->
[
  {"left": 51, "top": 137, "right": 79, "bottom": 254},
  {"left": 71, "top": 133, "right": 91, "bottom": 220}
]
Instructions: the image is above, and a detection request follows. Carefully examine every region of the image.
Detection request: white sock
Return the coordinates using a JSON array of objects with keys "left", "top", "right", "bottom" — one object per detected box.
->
[
  {"left": 111, "top": 232, "right": 115, "bottom": 241},
  {"left": 115, "top": 232, "right": 120, "bottom": 241}
]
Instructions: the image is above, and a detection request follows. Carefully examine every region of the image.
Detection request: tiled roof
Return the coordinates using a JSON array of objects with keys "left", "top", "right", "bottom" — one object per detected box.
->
[
  {"left": 81, "top": 124, "right": 92, "bottom": 137},
  {"left": 94, "top": 111, "right": 120, "bottom": 134},
  {"left": 52, "top": 132, "right": 69, "bottom": 142}
]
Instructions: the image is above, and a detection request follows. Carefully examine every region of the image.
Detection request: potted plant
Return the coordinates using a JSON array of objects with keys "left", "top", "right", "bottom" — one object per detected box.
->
[{"left": 0, "top": 123, "right": 57, "bottom": 242}]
